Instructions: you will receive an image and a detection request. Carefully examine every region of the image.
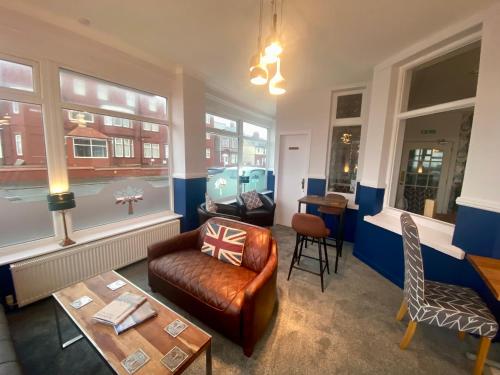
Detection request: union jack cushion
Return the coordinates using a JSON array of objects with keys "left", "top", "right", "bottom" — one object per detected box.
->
[{"left": 201, "top": 222, "right": 247, "bottom": 266}]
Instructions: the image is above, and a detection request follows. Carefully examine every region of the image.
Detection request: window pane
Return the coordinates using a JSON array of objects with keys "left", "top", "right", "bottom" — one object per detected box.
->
[
  {"left": 406, "top": 42, "right": 481, "bottom": 111},
  {"left": 206, "top": 132, "right": 238, "bottom": 201},
  {"left": 59, "top": 69, "right": 167, "bottom": 121},
  {"left": 241, "top": 139, "right": 267, "bottom": 192},
  {"left": 336, "top": 94, "right": 363, "bottom": 119},
  {"left": 327, "top": 126, "right": 361, "bottom": 193},
  {"left": 392, "top": 108, "right": 473, "bottom": 223},
  {"left": 0, "top": 59, "right": 34, "bottom": 92},
  {"left": 243, "top": 122, "right": 268, "bottom": 141},
  {"left": 0, "top": 100, "right": 53, "bottom": 246},
  {"left": 206, "top": 114, "right": 237, "bottom": 133},
  {"left": 62, "top": 109, "right": 170, "bottom": 230}
]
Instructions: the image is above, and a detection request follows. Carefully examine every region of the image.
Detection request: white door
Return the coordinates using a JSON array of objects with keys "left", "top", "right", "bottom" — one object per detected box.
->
[{"left": 276, "top": 134, "right": 309, "bottom": 226}]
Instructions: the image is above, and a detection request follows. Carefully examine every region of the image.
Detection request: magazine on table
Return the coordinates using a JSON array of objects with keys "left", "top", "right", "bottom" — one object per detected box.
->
[
  {"left": 92, "top": 292, "right": 147, "bottom": 326},
  {"left": 114, "top": 302, "right": 158, "bottom": 335}
]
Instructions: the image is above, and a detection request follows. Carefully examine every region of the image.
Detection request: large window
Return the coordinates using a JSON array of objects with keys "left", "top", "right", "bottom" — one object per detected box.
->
[
  {"left": 0, "top": 57, "right": 53, "bottom": 247},
  {"left": 60, "top": 70, "right": 170, "bottom": 231},
  {"left": 327, "top": 90, "right": 365, "bottom": 195},
  {"left": 388, "top": 41, "right": 480, "bottom": 224},
  {"left": 205, "top": 114, "right": 269, "bottom": 201}
]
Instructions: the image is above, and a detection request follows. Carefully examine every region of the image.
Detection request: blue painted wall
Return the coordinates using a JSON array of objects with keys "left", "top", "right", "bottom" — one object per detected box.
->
[
  {"left": 353, "top": 184, "right": 500, "bottom": 337},
  {"left": 453, "top": 205, "right": 500, "bottom": 258},
  {"left": 305, "top": 178, "right": 358, "bottom": 242},
  {"left": 0, "top": 265, "right": 14, "bottom": 308},
  {"left": 173, "top": 177, "right": 207, "bottom": 232}
]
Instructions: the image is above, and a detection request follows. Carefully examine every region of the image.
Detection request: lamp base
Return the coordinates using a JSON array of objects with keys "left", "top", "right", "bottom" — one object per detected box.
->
[{"left": 59, "top": 237, "right": 76, "bottom": 247}]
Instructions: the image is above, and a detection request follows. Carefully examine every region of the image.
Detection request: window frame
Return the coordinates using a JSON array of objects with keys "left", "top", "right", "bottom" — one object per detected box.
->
[
  {"left": 72, "top": 137, "right": 109, "bottom": 159},
  {"left": 205, "top": 112, "right": 270, "bottom": 202},
  {"left": 383, "top": 32, "right": 481, "bottom": 227},
  {"left": 0, "top": 55, "right": 175, "bottom": 256},
  {"left": 14, "top": 133, "right": 23, "bottom": 156},
  {"left": 325, "top": 87, "right": 368, "bottom": 207}
]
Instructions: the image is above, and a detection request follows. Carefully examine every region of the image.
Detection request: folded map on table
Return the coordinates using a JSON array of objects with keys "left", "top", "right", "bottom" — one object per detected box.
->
[{"left": 93, "top": 292, "right": 147, "bottom": 326}]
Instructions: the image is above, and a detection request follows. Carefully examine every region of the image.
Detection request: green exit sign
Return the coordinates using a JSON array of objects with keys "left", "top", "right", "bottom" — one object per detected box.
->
[{"left": 420, "top": 129, "right": 436, "bottom": 135}]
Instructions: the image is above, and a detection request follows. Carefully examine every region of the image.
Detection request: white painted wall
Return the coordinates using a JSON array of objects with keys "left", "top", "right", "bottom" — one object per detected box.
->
[
  {"left": 171, "top": 71, "right": 207, "bottom": 178},
  {"left": 459, "top": 4, "right": 500, "bottom": 210},
  {"left": 275, "top": 88, "right": 332, "bottom": 178}
]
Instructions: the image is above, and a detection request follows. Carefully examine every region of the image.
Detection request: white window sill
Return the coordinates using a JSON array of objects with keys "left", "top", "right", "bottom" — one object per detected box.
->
[
  {"left": 363, "top": 208, "right": 465, "bottom": 260},
  {"left": 0, "top": 211, "right": 182, "bottom": 266}
]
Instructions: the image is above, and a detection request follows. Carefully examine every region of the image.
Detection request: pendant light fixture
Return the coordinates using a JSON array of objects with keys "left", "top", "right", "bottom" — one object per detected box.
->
[
  {"left": 269, "top": 57, "right": 286, "bottom": 95},
  {"left": 249, "top": 0, "right": 286, "bottom": 95},
  {"left": 249, "top": 0, "right": 268, "bottom": 85}
]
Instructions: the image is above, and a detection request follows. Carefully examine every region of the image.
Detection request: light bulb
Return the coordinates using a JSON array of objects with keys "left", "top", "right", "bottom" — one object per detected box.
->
[
  {"left": 264, "top": 33, "right": 283, "bottom": 58},
  {"left": 344, "top": 163, "right": 350, "bottom": 173}
]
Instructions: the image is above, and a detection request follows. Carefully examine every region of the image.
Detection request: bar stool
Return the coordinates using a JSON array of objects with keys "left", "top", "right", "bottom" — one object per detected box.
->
[{"left": 287, "top": 213, "right": 335, "bottom": 292}]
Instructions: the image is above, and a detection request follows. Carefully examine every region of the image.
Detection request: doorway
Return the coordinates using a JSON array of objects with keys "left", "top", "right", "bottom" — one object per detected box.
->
[{"left": 276, "top": 133, "right": 309, "bottom": 226}]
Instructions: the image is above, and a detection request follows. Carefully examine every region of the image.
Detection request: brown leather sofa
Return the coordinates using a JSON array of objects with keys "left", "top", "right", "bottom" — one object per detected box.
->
[{"left": 148, "top": 217, "right": 278, "bottom": 356}]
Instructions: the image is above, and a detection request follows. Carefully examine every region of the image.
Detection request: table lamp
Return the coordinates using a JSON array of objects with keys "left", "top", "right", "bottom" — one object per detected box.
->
[{"left": 47, "top": 192, "right": 76, "bottom": 247}]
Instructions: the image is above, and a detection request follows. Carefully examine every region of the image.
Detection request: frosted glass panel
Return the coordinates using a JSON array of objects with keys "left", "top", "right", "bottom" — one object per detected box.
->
[
  {"left": 0, "top": 100, "right": 53, "bottom": 246},
  {"left": 60, "top": 69, "right": 167, "bottom": 121},
  {"left": 0, "top": 59, "right": 33, "bottom": 92},
  {"left": 206, "top": 132, "right": 238, "bottom": 201}
]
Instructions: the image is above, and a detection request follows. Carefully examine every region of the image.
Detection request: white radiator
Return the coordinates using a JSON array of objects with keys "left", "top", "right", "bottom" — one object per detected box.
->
[{"left": 11, "top": 220, "right": 180, "bottom": 307}]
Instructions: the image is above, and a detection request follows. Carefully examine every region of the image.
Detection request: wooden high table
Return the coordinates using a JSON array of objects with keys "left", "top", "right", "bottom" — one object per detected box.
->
[
  {"left": 467, "top": 254, "right": 500, "bottom": 300},
  {"left": 297, "top": 195, "right": 348, "bottom": 253},
  {"left": 52, "top": 271, "right": 212, "bottom": 374}
]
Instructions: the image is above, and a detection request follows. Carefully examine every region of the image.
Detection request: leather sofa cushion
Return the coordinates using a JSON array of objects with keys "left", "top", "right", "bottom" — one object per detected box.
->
[{"left": 149, "top": 250, "right": 256, "bottom": 311}]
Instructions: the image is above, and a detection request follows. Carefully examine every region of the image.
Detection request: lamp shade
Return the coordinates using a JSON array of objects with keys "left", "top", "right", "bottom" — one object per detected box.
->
[{"left": 47, "top": 192, "right": 76, "bottom": 211}]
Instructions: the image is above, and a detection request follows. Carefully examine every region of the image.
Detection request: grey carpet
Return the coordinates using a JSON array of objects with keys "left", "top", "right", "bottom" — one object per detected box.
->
[{"left": 6, "top": 225, "right": 500, "bottom": 374}]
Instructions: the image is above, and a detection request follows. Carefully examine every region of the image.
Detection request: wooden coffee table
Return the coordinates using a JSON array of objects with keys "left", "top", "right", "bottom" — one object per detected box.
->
[{"left": 52, "top": 271, "right": 212, "bottom": 374}]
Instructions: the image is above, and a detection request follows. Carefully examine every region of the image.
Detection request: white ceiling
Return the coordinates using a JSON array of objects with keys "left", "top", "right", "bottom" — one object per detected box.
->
[{"left": 2, "top": 0, "right": 498, "bottom": 116}]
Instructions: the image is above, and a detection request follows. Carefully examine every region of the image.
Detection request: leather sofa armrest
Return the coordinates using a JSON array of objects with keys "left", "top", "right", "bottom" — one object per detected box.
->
[
  {"left": 258, "top": 193, "right": 276, "bottom": 211},
  {"left": 241, "top": 238, "right": 278, "bottom": 356},
  {"left": 148, "top": 229, "right": 200, "bottom": 262}
]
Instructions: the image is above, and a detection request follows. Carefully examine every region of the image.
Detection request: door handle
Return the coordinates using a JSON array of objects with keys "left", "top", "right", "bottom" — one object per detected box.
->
[{"left": 301, "top": 178, "right": 305, "bottom": 190}]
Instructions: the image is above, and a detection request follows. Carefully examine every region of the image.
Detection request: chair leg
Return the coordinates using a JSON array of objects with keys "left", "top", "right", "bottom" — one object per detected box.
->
[
  {"left": 334, "top": 239, "right": 340, "bottom": 273},
  {"left": 458, "top": 331, "right": 466, "bottom": 341},
  {"left": 287, "top": 234, "right": 300, "bottom": 281},
  {"left": 399, "top": 320, "right": 417, "bottom": 349},
  {"left": 323, "top": 238, "right": 330, "bottom": 274},
  {"left": 317, "top": 237, "right": 324, "bottom": 293},
  {"left": 396, "top": 299, "right": 408, "bottom": 321},
  {"left": 297, "top": 235, "right": 305, "bottom": 265},
  {"left": 473, "top": 337, "right": 491, "bottom": 375}
]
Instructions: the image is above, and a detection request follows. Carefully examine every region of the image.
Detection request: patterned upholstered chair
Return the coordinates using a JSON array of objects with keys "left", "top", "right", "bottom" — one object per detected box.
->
[{"left": 397, "top": 213, "right": 498, "bottom": 375}]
